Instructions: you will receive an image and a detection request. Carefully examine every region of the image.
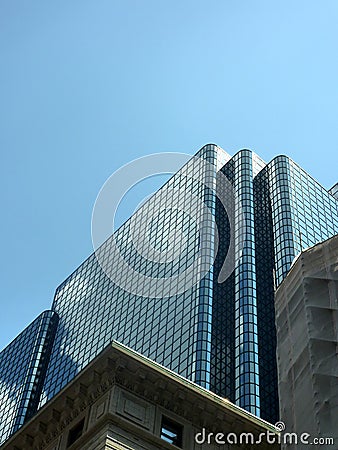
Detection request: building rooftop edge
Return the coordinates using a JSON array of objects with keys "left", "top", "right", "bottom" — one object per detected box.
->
[
  {"left": 111, "top": 340, "right": 277, "bottom": 431},
  {"left": 4, "top": 338, "right": 277, "bottom": 447},
  {"left": 276, "top": 233, "right": 338, "bottom": 292},
  {"left": 0, "top": 310, "right": 57, "bottom": 355}
]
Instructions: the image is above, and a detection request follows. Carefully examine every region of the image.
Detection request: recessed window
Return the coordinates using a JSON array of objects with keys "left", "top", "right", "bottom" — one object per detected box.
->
[
  {"left": 67, "top": 418, "right": 85, "bottom": 447},
  {"left": 160, "top": 416, "right": 183, "bottom": 447}
]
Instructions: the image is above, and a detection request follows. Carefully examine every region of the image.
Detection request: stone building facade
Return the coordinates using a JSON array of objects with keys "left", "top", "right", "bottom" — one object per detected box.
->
[{"left": 2, "top": 342, "right": 279, "bottom": 450}]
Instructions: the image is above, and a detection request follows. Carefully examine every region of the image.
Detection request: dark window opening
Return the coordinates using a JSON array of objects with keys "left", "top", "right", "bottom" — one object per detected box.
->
[
  {"left": 160, "top": 416, "right": 183, "bottom": 447},
  {"left": 67, "top": 418, "right": 85, "bottom": 447}
]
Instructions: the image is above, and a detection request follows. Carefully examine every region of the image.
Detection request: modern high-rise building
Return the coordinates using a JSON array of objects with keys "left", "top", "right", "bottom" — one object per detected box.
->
[
  {"left": 1, "top": 144, "right": 337, "bottom": 445},
  {"left": 0, "top": 311, "right": 58, "bottom": 441}
]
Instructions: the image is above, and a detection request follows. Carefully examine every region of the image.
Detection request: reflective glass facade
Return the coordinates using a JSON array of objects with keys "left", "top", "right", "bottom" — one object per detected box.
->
[
  {"left": 211, "top": 150, "right": 262, "bottom": 417},
  {"left": 253, "top": 155, "right": 338, "bottom": 421},
  {"left": 40, "top": 144, "right": 224, "bottom": 407},
  {"left": 1, "top": 145, "right": 338, "bottom": 443},
  {"left": 0, "top": 311, "right": 58, "bottom": 445},
  {"left": 329, "top": 182, "right": 338, "bottom": 200}
]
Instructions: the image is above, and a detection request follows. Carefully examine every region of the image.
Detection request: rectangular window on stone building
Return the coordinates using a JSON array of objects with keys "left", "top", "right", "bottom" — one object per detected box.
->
[
  {"left": 160, "top": 416, "right": 183, "bottom": 447},
  {"left": 67, "top": 418, "right": 85, "bottom": 447}
]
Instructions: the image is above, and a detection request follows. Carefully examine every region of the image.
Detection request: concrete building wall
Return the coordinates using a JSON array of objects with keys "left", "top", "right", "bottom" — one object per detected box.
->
[{"left": 275, "top": 235, "right": 338, "bottom": 450}]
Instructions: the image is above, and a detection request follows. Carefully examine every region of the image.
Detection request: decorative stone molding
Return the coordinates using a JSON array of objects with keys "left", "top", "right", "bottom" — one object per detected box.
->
[{"left": 1, "top": 342, "right": 279, "bottom": 450}]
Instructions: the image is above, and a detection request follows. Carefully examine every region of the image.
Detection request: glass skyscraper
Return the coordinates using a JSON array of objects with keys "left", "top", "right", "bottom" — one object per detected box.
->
[
  {"left": 0, "top": 311, "right": 58, "bottom": 441},
  {"left": 1, "top": 144, "right": 337, "bottom": 444}
]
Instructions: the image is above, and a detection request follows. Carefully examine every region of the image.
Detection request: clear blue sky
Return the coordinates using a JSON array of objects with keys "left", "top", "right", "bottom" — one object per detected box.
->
[{"left": 1, "top": 1, "right": 338, "bottom": 351}]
